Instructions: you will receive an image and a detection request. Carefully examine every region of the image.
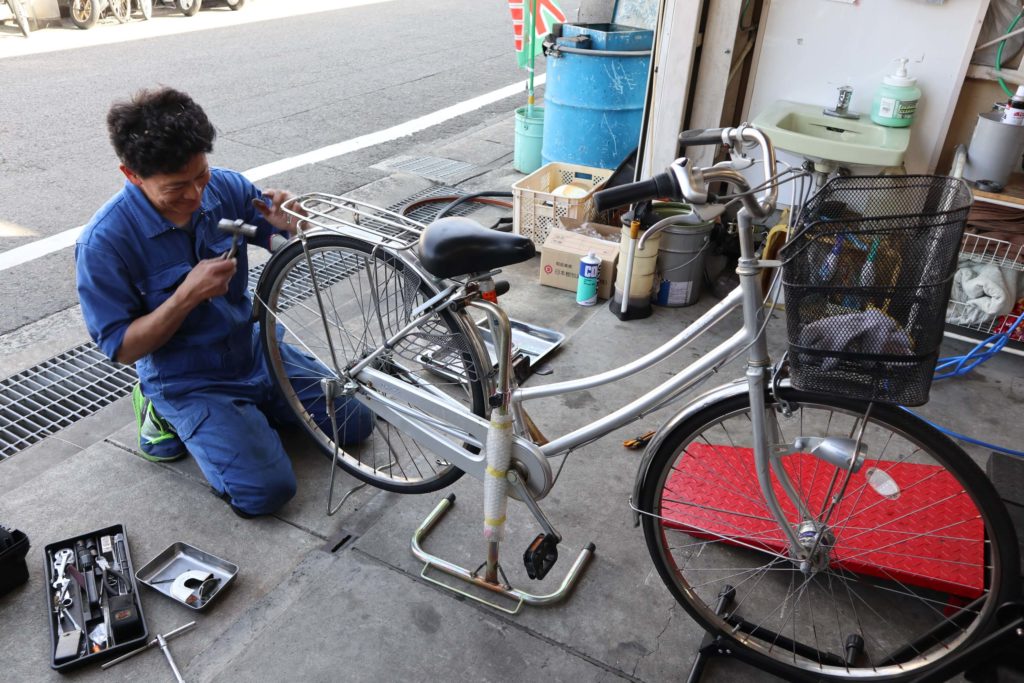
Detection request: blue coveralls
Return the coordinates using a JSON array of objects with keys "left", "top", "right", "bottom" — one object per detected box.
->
[{"left": 75, "top": 168, "right": 372, "bottom": 515}]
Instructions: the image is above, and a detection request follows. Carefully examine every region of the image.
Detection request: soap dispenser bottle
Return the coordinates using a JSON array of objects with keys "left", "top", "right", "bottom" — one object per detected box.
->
[{"left": 870, "top": 58, "right": 921, "bottom": 128}]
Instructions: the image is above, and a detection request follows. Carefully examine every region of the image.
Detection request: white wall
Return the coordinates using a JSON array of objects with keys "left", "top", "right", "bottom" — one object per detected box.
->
[{"left": 745, "top": 0, "right": 989, "bottom": 173}]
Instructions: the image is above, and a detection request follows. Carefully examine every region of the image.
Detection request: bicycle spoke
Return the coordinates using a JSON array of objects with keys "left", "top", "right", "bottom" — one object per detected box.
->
[{"left": 259, "top": 236, "right": 484, "bottom": 492}]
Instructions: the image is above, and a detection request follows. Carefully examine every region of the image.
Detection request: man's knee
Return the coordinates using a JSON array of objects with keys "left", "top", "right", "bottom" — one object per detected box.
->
[{"left": 229, "top": 472, "right": 297, "bottom": 517}]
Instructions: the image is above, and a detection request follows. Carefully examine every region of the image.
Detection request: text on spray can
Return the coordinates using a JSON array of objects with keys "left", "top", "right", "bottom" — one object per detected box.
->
[{"left": 576, "top": 251, "right": 600, "bottom": 306}]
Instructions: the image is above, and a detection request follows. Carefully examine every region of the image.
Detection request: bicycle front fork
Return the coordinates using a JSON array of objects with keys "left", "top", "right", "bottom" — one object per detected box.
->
[{"left": 736, "top": 207, "right": 813, "bottom": 561}]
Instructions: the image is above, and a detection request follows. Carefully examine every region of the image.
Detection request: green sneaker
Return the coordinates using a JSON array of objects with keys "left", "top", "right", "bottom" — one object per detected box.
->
[{"left": 131, "top": 383, "right": 186, "bottom": 462}]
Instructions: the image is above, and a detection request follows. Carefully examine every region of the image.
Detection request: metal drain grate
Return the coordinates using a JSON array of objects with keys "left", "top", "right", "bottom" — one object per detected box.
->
[
  {"left": 372, "top": 156, "right": 480, "bottom": 184},
  {"left": 0, "top": 344, "right": 137, "bottom": 460}
]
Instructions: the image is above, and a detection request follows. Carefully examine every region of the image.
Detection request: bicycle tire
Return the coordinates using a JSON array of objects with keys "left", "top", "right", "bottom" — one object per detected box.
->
[
  {"left": 110, "top": 0, "right": 130, "bottom": 22},
  {"left": 256, "top": 233, "right": 489, "bottom": 494},
  {"left": 10, "top": 0, "right": 29, "bottom": 36},
  {"left": 637, "top": 385, "right": 1018, "bottom": 682},
  {"left": 138, "top": 0, "right": 152, "bottom": 19},
  {"left": 174, "top": 0, "right": 200, "bottom": 16},
  {"left": 69, "top": 0, "right": 98, "bottom": 28}
]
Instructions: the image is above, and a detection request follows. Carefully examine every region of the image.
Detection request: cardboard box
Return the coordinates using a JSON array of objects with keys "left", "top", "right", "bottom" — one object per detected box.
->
[{"left": 539, "top": 218, "right": 620, "bottom": 300}]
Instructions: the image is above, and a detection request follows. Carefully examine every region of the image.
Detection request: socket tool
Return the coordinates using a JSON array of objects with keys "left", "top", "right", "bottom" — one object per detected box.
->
[
  {"left": 74, "top": 540, "right": 99, "bottom": 610},
  {"left": 101, "top": 621, "right": 195, "bottom": 677}
]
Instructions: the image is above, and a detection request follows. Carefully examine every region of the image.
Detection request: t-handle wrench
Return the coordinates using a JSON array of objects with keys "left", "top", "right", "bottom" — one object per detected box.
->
[
  {"left": 217, "top": 219, "right": 259, "bottom": 260},
  {"left": 158, "top": 633, "right": 185, "bottom": 683},
  {"left": 101, "top": 621, "right": 195, "bottom": 677}
]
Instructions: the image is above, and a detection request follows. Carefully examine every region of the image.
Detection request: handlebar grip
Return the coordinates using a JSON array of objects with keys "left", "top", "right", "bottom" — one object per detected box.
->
[
  {"left": 678, "top": 127, "right": 727, "bottom": 147},
  {"left": 593, "top": 172, "right": 679, "bottom": 213}
]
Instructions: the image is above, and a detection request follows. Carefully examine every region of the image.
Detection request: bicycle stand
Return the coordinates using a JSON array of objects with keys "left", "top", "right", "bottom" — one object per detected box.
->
[
  {"left": 685, "top": 587, "right": 1024, "bottom": 682},
  {"left": 685, "top": 585, "right": 864, "bottom": 683},
  {"left": 410, "top": 494, "right": 595, "bottom": 615},
  {"left": 906, "top": 599, "right": 1024, "bottom": 683}
]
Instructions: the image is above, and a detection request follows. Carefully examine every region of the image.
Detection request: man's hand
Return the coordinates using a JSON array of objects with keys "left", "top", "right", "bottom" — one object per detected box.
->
[
  {"left": 115, "top": 257, "right": 237, "bottom": 365},
  {"left": 253, "top": 189, "right": 306, "bottom": 234},
  {"left": 179, "top": 257, "right": 237, "bottom": 306}
]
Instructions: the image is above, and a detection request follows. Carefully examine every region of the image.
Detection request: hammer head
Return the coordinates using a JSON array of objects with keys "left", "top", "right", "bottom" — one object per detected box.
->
[{"left": 217, "top": 218, "right": 259, "bottom": 239}]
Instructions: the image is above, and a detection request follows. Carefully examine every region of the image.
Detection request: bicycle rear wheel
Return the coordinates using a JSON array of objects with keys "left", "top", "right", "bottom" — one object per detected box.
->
[
  {"left": 638, "top": 386, "right": 1018, "bottom": 681},
  {"left": 256, "top": 233, "right": 489, "bottom": 494}
]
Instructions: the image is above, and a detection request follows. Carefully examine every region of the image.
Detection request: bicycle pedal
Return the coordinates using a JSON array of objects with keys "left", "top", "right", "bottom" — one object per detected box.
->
[{"left": 523, "top": 533, "right": 559, "bottom": 580}]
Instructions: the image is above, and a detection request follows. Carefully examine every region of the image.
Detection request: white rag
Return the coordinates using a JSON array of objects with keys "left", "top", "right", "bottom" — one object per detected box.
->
[{"left": 946, "top": 259, "right": 1017, "bottom": 325}]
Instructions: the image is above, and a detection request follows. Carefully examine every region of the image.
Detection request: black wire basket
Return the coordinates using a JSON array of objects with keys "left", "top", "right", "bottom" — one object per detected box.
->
[{"left": 780, "top": 175, "right": 972, "bottom": 406}]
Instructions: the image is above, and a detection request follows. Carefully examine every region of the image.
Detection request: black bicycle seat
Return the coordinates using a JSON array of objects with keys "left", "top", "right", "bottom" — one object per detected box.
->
[{"left": 417, "top": 217, "right": 535, "bottom": 279}]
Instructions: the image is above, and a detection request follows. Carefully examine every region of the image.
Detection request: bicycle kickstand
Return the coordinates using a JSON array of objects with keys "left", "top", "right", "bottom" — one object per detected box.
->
[{"left": 410, "top": 299, "right": 595, "bottom": 614}]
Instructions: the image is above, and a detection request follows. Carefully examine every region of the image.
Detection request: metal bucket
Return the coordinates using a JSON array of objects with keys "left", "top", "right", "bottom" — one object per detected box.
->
[
  {"left": 962, "top": 112, "right": 1024, "bottom": 191},
  {"left": 653, "top": 221, "right": 714, "bottom": 307},
  {"left": 541, "top": 23, "right": 652, "bottom": 169}
]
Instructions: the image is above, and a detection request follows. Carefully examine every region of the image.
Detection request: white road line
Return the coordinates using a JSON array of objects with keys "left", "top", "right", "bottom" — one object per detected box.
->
[{"left": 0, "top": 74, "right": 542, "bottom": 273}]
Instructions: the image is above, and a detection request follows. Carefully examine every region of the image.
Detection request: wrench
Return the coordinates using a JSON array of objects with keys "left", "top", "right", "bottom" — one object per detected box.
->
[{"left": 51, "top": 548, "right": 74, "bottom": 609}]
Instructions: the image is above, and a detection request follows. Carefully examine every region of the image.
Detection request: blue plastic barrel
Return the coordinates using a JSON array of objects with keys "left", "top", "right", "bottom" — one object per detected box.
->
[{"left": 541, "top": 23, "right": 653, "bottom": 170}]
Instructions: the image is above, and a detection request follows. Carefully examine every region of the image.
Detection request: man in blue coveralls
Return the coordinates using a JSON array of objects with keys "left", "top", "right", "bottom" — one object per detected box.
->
[{"left": 76, "top": 87, "right": 372, "bottom": 518}]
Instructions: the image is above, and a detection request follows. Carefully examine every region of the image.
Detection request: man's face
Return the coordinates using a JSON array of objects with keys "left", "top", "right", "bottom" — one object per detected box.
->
[{"left": 122, "top": 153, "right": 211, "bottom": 224}]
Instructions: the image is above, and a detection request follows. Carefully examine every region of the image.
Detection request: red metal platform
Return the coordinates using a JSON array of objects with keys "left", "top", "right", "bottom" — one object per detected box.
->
[{"left": 661, "top": 443, "right": 985, "bottom": 598}]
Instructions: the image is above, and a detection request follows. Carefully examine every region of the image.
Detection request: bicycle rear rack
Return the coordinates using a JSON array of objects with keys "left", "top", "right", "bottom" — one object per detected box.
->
[{"left": 284, "top": 193, "right": 425, "bottom": 248}]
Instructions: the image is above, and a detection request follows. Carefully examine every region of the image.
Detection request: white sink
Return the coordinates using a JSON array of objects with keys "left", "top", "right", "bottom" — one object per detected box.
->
[{"left": 752, "top": 100, "right": 910, "bottom": 168}]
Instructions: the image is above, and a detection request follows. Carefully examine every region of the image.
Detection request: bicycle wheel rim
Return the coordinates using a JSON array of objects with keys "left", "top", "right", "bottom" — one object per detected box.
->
[
  {"left": 257, "top": 234, "right": 488, "bottom": 493},
  {"left": 640, "top": 390, "right": 1015, "bottom": 681}
]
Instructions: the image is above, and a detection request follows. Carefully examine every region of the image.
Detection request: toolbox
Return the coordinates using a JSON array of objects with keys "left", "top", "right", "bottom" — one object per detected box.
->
[
  {"left": 0, "top": 525, "right": 30, "bottom": 596},
  {"left": 43, "top": 524, "right": 149, "bottom": 671}
]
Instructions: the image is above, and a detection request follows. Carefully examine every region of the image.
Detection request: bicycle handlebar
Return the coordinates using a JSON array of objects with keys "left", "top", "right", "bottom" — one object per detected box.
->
[
  {"left": 592, "top": 125, "right": 779, "bottom": 220},
  {"left": 592, "top": 172, "right": 679, "bottom": 214},
  {"left": 678, "top": 127, "right": 728, "bottom": 147}
]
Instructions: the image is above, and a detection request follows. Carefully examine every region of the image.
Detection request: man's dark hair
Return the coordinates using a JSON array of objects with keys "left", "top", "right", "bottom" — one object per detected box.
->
[{"left": 107, "top": 87, "right": 216, "bottom": 178}]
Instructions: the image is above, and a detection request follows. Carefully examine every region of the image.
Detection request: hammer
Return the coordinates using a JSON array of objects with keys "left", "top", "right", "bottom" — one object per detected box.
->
[{"left": 217, "top": 219, "right": 259, "bottom": 260}]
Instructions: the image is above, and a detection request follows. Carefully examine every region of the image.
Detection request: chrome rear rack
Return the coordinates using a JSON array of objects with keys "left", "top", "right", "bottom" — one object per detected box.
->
[{"left": 282, "top": 192, "right": 426, "bottom": 248}]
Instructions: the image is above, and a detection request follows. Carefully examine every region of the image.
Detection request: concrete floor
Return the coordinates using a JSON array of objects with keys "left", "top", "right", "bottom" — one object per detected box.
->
[{"left": 0, "top": 111, "right": 1022, "bottom": 682}]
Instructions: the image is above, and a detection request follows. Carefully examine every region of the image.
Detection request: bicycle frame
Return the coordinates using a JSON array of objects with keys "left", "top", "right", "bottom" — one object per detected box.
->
[{"left": 339, "top": 209, "right": 806, "bottom": 558}]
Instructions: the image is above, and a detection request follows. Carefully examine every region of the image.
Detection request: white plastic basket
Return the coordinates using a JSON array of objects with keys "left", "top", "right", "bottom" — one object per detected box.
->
[{"left": 512, "top": 162, "right": 612, "bottom": 245}]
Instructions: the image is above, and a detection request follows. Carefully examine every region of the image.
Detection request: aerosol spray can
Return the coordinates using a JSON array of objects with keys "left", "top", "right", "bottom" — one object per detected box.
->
[
  {"left": 576, "top": 251, "right": 600, "bottom": 306},
  {"left": 1002, "top": 84, "right": 1024, "bottom": 126}
]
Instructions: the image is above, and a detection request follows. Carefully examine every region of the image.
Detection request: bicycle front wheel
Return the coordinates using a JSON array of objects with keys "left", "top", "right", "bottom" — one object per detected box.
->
[
  {"left": 256, "top": 233, "right": 489, "bottom": 494},
  {"left": 638, "top": 386, "right": 1017, "bottom": 681}
]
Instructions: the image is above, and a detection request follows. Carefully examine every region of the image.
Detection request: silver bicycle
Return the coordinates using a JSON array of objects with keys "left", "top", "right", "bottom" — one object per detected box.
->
[{"left": 253, "top": 126, "right": 1018, "bottom": 681}]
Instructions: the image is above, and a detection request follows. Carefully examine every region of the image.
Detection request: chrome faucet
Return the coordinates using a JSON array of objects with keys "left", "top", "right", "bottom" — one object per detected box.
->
[{"left": 824, "top": 86, "right": 860, "bottom": 120}]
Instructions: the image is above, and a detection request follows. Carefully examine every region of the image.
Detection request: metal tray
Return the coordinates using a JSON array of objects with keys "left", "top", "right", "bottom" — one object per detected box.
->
[
  {"left": 135, "top": 542, "right": 237, "bottom": 611},
  {"left": 421, "top": 317, "right": 564, "bottom": 383}
]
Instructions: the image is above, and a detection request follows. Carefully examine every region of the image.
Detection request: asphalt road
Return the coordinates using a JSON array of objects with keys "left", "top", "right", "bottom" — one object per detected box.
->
[{"left": 0, "top": 0, "right": 563, "bottom": 336}]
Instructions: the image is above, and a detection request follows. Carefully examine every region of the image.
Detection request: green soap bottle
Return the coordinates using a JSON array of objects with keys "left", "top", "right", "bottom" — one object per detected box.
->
[{"left": 871, "top": 58, "right": 921, "bottom": 128}]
